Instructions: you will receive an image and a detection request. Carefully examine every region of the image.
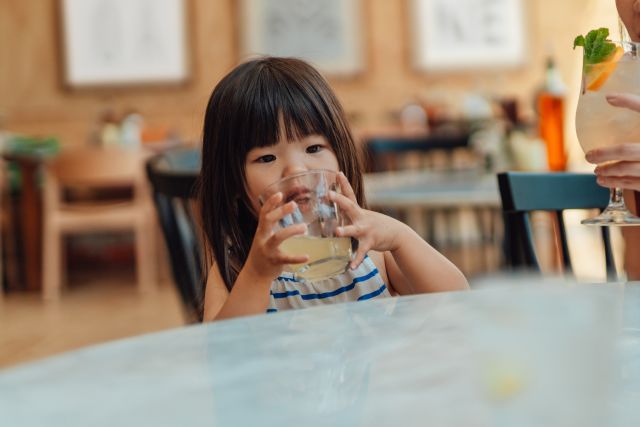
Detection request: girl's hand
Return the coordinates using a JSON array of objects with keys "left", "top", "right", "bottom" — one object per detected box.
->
[
  {"left": 585, "top": 93, "right": 640, "bottom": 191},
  {"left": 330, "top": 172, "right": 408, "bottom": 269},
  {"left": 243, "top": 192, "right": 308, "bottom": 282}
]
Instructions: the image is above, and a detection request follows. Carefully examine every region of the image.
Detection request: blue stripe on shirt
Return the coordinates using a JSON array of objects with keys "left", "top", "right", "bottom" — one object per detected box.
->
[
  {"left": 357, "top": 284, "right": 387, "bottom": 301},
  {"left": 271, "top": 268, "right": 379, "bottom": 300}
]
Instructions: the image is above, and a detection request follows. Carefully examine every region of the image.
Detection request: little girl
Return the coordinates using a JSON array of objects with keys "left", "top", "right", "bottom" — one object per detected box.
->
[{"left": 198, "top": 57, "right": 468, "bottom": 321}]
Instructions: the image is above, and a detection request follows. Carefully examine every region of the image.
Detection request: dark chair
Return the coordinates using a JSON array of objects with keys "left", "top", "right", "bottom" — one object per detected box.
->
[
  {"left": 497, "top": 172, "right": 615, "bottom": 280},
  {"left": 365, "top": 133, "right": 469, "bottom": 172},
  {"left": 146, "top": 148, "right": 203, "bottom": 322}
]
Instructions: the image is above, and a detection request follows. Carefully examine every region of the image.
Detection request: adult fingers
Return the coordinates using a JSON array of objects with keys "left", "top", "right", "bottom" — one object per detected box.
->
[
  {"left": 336, "top": 172, "right": 358, "bottom": 203},
  {"left": 596, "top": 175, "right": 640, "bottom": 192},
  {"left": 586, "top": 143, "right": 640, "bottom": 164},
  {"left": 606, "top": 93, "right": 640, "bottom": 112},
  {"left": 595, "top": 160, "right": 640, "bottom": 177}
]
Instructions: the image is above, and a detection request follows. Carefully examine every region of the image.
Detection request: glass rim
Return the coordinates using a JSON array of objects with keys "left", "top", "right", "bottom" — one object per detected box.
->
[
  {"left": 607, "top": 39, "right": 640, "bottom": 45},
  {"left": 259, "top": 169, "right": 338, "bottom": 202},
  {"left": 579, "top": 39, "right": 640, "bottom": 53},
  {"left": 580, "top": 40, "right": 640, "bottom": 66}
]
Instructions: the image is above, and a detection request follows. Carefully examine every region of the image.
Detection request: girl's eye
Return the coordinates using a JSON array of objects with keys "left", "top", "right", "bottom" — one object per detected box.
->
[
  {"left": 256, "top": 154, "right": 276, "bottom": 163},
  {"left": 306, "top": 144, "right": 323, "bottom": 154}
]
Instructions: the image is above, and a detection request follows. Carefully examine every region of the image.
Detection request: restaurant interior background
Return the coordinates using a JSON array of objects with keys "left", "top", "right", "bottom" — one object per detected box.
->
[{"left": 0, "top": 0, "right": 623, "bottom": 367}]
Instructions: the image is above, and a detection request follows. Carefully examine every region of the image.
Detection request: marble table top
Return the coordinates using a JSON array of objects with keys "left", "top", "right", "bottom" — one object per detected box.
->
[{"left": 1, "top": 282, "right": 639, "bottom": 427}]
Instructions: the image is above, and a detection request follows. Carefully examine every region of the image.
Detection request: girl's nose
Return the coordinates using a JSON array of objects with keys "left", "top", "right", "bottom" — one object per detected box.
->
[
  {"left": 282, "top": 164, "right": 308, "bottom": 178},
  {"left": 635, "top": 0, "right": 640, "bottom": 12}
]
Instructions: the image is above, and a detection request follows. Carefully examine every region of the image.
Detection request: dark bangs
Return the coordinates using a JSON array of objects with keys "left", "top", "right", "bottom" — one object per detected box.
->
[{"left": 234, "top": 58, "right": 334, "bottom": 156}]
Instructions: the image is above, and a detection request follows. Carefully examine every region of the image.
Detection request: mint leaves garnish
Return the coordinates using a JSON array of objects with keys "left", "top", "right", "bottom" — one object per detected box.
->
[{"left": 573, "top": 28, "right": 617, "bottom": 64}]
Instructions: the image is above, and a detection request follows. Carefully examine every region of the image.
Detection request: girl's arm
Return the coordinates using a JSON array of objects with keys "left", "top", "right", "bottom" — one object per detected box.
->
[
  {"left": 203, "top": 263, "right": 274, "bottom": 321},
  {"left": 202, "top": 264, "right": 229, "bottom": 320},
  {"left": 382, "top": 226, "right": 469, "bottom": 294},
  {"left": 330, "top": 172, "right": 468, "bottom": 294}
]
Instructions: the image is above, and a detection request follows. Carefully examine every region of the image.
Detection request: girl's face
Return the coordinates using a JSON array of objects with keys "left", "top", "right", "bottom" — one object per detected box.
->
[
  {"left": 244, "top": 133, "right": 339, "bottom": 214},
  {"left": 617, "top": 0, "right": 640, "bottom": 41}
]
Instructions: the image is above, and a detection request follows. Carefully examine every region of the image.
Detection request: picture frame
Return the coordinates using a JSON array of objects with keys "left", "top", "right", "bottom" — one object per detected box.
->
[
  {"left": 410, "top": 0, "right": 526, "bottom": 71},
  {"left": 58, "top": 0, "right": 190, "bottom": 88},
  {"left": 238, "top": 0, "right": 365, "bottom": 76}
]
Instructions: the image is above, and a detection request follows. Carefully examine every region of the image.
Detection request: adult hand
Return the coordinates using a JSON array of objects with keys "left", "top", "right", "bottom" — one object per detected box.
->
[{"left": 585, "top": 93, "right": 640, "bottom": 191}]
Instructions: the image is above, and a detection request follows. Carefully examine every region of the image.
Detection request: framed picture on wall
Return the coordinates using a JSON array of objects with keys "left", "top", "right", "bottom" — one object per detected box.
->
[
  {"left": 410, "top": 0, "right": 526, "bottom": 71},
  {"left": 58, "top": 0, "right": 190, "bottom": 87},
  {"left": 238, "top": 0, "right": 365, "bottom": 76}
]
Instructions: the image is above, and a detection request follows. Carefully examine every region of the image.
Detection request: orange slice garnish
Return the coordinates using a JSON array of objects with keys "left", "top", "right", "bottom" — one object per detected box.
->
[{"left": 586, "top": 46, "right": 624, "bottom": 91}]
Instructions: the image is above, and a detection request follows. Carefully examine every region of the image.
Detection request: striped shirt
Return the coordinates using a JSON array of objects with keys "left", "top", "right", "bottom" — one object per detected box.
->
[{"left": 267, "top": 255, "right": 390, "bottom": 313}]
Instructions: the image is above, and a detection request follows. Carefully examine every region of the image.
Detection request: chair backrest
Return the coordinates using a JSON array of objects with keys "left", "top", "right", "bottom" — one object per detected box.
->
[
  {"left": 48, "top": 146, "right": 143, "bottom": 188},
  {"left": 43, "top": 146, "right": 149, "bottom": 214},
  {"left": 365, "top": 133, "right": 469, "bottom": 172},
  {"left": 497, "top": 172, "right": 614, "bottom": 279},
  {"left": 146, "top": 149, "right": 203, "bottom": 322}
]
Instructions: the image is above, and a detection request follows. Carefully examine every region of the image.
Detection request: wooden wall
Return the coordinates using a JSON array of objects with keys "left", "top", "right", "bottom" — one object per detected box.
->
[{"left": 0, "top": 0, "right": 618, "bottom": 164}]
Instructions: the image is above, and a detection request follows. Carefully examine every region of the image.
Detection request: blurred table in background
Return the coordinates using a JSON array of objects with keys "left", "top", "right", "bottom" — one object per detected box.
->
[{"left": 365, "top": 169, "right": 502, "bottom": 275}]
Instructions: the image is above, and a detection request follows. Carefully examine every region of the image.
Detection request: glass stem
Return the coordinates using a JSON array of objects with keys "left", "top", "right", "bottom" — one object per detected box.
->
[{"left": 610, "top": 187, "right": 626, "bottom": 209}]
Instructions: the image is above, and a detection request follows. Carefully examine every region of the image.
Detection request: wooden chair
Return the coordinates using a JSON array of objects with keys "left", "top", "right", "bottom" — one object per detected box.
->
[
  {"left": 145, "top": 149, "right": 202, "bottom": 322},
  {"left": 42, "top": 146, "right": 156, "bottom": 299},
  {"left": 497, "top": 172, "right": 614, "bottom": 279}
]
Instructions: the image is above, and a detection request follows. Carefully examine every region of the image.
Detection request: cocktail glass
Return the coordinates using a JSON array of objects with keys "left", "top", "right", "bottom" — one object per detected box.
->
[{"left": 576, "top": 40, "right": 640, "bottom": 225}]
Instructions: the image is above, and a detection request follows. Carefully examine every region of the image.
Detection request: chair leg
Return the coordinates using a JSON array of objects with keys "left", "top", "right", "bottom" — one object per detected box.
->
[
  {"left": 135, "top": 213, "right": 157, "bottom": 293},
  {"left": 42, "top": 224, "right": 62, "bottom": 300}
]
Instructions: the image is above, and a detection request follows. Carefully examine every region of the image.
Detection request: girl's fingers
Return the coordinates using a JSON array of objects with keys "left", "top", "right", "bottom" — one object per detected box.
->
[
  {"left": 276, "top": 254, "right": 309, "bottom": 265},
  {"left": 350, "top": 241, "right": 369, "bottom": 269},
  {"left": 329, "top": 190, "right": 360, "bottom": 219},
  {"left": 606, "top": 93, "right": 640, "bottom": 112},
  {"left": 260, "top": 192, "right": 283, "bottom": 215},
  {"left": 263, "top": 201, "right": 297, "bottom": 226},
  {"left": 337, "top": 172, "right": 358, "bottom": 203},
  {"left": 335, "top": 224, "right": 361, "bottom": 238},
  {"left": 269, "top": 225, "right": 309, "bottom": 265},
  {"left": 586, "top": 143, "right": 640, "bottom": 164},
  {"left": 267, "top": 223, "right": 307, "bottom": 248}
]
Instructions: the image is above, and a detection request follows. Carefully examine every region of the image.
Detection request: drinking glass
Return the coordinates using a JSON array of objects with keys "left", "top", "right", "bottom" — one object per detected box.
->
[
  {"left": 259, "top": 170, "right": 353, "bottom": 281},
  {"left": 576, "top": 40, "right": 640, "bottom": 225}
]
